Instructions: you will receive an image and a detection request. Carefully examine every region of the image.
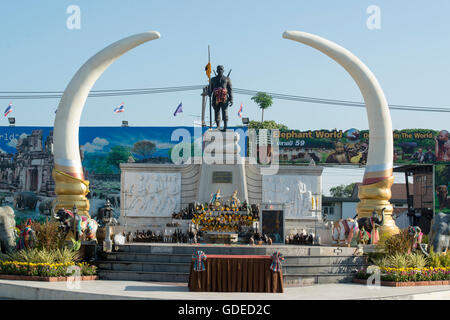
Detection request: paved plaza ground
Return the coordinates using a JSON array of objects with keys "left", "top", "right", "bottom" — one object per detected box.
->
[{"left": 0, "top": 279, "right": 449, "bottom": 300}]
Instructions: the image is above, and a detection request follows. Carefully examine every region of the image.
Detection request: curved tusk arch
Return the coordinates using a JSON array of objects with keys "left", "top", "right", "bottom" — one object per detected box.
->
[
  {"left": 53, "top": 31, "right": 160, "bottom": 216},
  {"left": 54, "top": 31, "right": 161, "bottom": 179},
  {"left": 282, "top": 31, "right": 393, "bottom": 185}
]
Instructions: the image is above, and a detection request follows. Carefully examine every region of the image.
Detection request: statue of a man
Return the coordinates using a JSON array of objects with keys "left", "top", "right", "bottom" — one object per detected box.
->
[{"left": 209, "top": 65, "right": 233, "bottom": 131}]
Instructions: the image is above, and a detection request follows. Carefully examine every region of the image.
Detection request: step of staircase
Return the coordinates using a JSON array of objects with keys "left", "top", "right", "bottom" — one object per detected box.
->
[
  {"left": 102, "top": 252, "right": 192, "bottom": 263},
  {"left": 96, "top": 244, "right": 367, "bottom": 286},
  {"left": 97, "top": 261, "right": 191, "bottom": 273},
  {"left": 98, "top": 270, "right": 189, "bottom": 283},
  {"left": 101, "top": 252, "right": 366, "bottom": 264},
  {"left": 97, "top": 260, "right": 362, "bottom": 275},
  {"left": 283, "top": 274, "right": 355, "bottom": 286},
  {"left": 97, "top": 270, "right": 355, "bottom": 286}
]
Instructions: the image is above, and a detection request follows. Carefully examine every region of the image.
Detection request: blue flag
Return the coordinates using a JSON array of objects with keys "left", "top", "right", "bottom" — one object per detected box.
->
[{"left": 173, "top": 102, "right": 182, "bottom": 116}]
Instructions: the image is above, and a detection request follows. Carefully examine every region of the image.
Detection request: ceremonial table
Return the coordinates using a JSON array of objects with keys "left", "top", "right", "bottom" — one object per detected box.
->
[{"left": 188, "top": 254, "right": 284, "bottom": 293}]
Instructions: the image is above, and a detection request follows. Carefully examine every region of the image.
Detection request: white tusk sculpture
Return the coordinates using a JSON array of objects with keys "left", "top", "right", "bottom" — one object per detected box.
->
[
  {"left": 283, "top": 31, "right": 399, "bottom": 240},
  {"left": 53, "top": 31, "right": 161, "bottom": 216}
]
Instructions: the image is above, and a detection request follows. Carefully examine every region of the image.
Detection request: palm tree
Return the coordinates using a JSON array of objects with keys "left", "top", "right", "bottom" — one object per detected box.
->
[{"left": 251, "top": 92, "right": 273, "bottom": 122}]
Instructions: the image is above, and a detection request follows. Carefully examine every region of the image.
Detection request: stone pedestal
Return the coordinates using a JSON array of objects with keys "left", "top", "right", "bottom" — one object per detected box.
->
[{"left": 197, "top": 130, "right": 248, "bottom": 203}]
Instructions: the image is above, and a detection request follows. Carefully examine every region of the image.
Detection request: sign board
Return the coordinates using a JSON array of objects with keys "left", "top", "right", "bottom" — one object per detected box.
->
[
  {"left": 261, "top": 208, "right": 284, "bottom": 244},
  {"left": 212, "top": 171, "right": 233, "bottom": 184}
]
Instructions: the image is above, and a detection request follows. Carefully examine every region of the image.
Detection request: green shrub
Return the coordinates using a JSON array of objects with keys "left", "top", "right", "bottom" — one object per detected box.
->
[
  {"left": 427, "top": 247, "right": 450, "bottom": 268},
  {"left": 387, "top": 253, "right": 409, "bottom": 268},
  {"left": 34, "top": 221, "right": 67, "bottom": 250},
  {"left": 372, "top": 252, "right": 427, "bottom": 269},
  {"left": 439, "top": 252, "right": 450, "bottom": 267},
  {"left": 1, "top": 247, "right": 79, "bottom": 264},
  {"left": 77, "top": 262, "right": 97, "bottom": 276},
  {"left": 372, "top": 256, "right": 389, "bottom": 268},
  {"left": 382, "top": 229, "right": 414, "bottom": 255},
  {"left": 366, "top": 252, "right": 385, "bottom": 264},
  {"left": 407, "top": 252, "right": 427, "bottom": 269},
  {"left": 54, "top": 247, "right": 79, "bottom": 264}
]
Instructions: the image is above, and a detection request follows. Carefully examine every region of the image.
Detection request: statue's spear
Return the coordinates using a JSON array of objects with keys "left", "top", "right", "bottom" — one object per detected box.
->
[{"left": 205, "top": 45, "right": 212, "bottom": 128}]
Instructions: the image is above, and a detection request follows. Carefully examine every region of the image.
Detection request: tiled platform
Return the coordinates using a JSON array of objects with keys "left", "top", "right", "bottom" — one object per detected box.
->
[{"left": 0, "top": 279, "right": 449, "bottom": 300}]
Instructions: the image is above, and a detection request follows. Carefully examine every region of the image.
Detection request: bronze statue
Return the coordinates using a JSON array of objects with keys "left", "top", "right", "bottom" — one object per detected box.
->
[{"left": 208, "top": 65, "right": 233, "bottom": 131}]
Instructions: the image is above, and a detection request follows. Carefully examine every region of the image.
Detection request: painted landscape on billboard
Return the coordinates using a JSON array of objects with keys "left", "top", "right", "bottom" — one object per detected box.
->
[
  {"left": 0, "top": 126, "right": 447, "bottom": 224},
  {"left": 0, "top": 126, "right": 247, "bottom": 223},
  {"left": 275, "top": 128, "right": 450, "bottom": 165}
]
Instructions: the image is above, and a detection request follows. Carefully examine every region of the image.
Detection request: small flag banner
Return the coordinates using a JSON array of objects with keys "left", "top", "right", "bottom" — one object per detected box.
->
[
  {"left": 270, "top": 251, "right": 284, "bottom": 272},
  {"left": 113, "top": 103, "right": 125, "bottom": 113},
  {"left": 238, "top": 103, "right": 243, "bottom": 118},
  {"left": 173, "top": 102, "right": 183, "bottom": 116},
  {"left": 192, "top": 250, "right": 207, "bottom": 271},
  {"left": 4, "top": 103, "right": 12, "bottom": 117},
  {"left": 205, "top": 62, "right": 211, "bottom": 80}
]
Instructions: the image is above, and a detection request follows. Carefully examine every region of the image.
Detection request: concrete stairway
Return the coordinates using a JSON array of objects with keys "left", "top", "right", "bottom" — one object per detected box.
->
[{"left": 96, "top": 244, "right": 368, "bottom": 286}]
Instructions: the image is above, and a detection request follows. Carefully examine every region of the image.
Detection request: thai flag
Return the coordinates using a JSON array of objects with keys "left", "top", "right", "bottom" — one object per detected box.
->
[
  {"left": 113, "top": 103, "right": 125, "bottom": 113},
  {"left": 173, "top": 102, "right": 183, "bottom": 116},
  {"left": 237, "top": 103, "right": 243, "bottom": 118},
  {"left": 4, "top": 103, "right": 12, "bottom": 117}
]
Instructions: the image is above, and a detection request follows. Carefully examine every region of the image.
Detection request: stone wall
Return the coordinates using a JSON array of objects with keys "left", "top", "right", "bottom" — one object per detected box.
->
[{"left": 119, "top": 161, "right": 324, "bottom": 236}]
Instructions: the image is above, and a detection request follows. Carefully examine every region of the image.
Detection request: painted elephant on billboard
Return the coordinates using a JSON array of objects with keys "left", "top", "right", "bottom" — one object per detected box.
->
[
  {"left": 13, "top": 192, "right": 38, "bottom": 211},
  {"left": 430, "top": 212, "right": 450, "bottom": 253},
  {"left": 0, "top": 206, "right": 16, "bottom": 253},
  {"left": 436, "top": 185, "right": 449, "bottom": 211},
  {"left": 39, "top": 198, "right": 56, "bottom": 215},
  {"left": 106, "top": 194, "right": 120, "bottom": 208}
]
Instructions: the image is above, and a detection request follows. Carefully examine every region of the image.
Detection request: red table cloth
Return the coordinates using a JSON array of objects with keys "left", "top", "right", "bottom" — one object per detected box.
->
[{"left": 188, "top": 254, "right": 284, "bottom": 293}]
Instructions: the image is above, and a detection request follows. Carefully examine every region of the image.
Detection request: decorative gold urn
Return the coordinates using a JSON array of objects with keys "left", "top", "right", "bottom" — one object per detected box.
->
[
  {"left": 356, "top": 176, "right": 400, "bottom": 242},
  {"left": 52, "top": 169, "right": 90, "bottom": 217}
]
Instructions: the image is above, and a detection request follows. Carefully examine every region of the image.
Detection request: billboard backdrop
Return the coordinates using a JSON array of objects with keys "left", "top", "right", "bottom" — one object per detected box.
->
[
  {"left": 0, "top": 126, "right": 246, "bottom": 223},
  {"left": 435, "top": 165, "right": 450, "bottom": 214},
  {"left": 0, "top": 126, "right": 448, "bottom": 224},
  {"left": 275, "top": 128, "right": 450, "bottom": 165}
]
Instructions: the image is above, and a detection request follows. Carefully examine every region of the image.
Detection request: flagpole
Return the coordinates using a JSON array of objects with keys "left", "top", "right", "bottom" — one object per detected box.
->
[{"left": 208, "top": 45, "right": 212, "bottom": 129}]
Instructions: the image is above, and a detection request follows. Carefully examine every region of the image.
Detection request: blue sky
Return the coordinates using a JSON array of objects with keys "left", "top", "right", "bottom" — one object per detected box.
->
[
  {"left": 0, "top": 1, "right": 446, "bottom": 193},
  {"left": 1, "top": 0, "right": 449, "bottom": 130}
]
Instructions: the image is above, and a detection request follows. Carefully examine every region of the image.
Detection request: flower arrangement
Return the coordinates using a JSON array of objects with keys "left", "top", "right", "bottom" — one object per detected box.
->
[
  {"left": 77, "top": 262, "right": 98, "bottom": 276},
  {"left": 356, "top": 250, "right": 450, "bottom": 284},
  {"left": 380, "top": 267, "right": 450, "bottom": 282},
  {"left": 191, "top": 208, "right": 257, "bottom": 232},
  {"left": 0, "top": 217, "right": 98, "bottom": 280},
  {"left": 0, "top": 261, "right": 97, "bottom": 277}
]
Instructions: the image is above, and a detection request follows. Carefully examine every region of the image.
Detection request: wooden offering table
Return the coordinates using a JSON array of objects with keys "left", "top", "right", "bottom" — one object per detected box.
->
[{"left": 188, "top": 254, "right": 284, "bottom": 293}]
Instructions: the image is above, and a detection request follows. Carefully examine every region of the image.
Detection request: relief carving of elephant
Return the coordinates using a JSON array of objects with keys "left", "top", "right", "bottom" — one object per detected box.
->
[
  {"left": 0, "top": 206, "right": 16, "bottom": 253},
  {"left": 430, "top": 212, "right": 450, "bottom": 253},
  {"left": 13, "top": 192, "right": 38, "bottom": 211}
]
